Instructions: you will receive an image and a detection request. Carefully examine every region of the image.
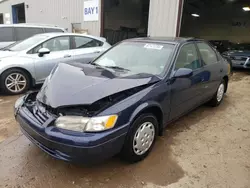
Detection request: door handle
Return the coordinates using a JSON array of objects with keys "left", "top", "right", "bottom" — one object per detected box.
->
[
  {"left": 64, "top": 54, "right": 71, "bottom": 58},
  {"left": 93, "top": 51, "right": 101, "bottom": 53}
]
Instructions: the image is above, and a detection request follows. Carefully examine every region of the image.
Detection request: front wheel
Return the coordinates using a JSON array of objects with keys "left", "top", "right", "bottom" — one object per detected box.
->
[
  {"left": 0, "top": 69, "right": 30, "bottom": 95},
  {"left": 208, "top": 80, "right": 226, "bottom": 107},
  {"left": 120, "top": 114, "right": 158, "bottom": 163}
]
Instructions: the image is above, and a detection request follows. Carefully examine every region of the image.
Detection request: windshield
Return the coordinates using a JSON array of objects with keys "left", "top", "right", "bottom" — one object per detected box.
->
[
  {"left": 7, "top": 35, "right": 49, "bottom": 51},
  {"left": 93, "top": 41, "right": 175, "bottom": 76}
]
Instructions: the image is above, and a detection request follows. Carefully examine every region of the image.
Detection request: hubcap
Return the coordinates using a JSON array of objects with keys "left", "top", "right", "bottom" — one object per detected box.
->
[
  {"left": 133, "top": 122, "right": 155, "bottom": 155},
  {"left": 5, "top": 73, "right": 27, "bottom": 93},
  {"left": 217, "top": 83, "right": 225, "bottom": 102}
]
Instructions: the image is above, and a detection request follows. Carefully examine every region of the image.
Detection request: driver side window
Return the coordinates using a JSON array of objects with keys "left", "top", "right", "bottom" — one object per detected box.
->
[
  {"left": 175, "top": 43, "right": 201, "bottom": 70},
  {"left": 33, "top": 36, "right": 70, "bottom": 53}
]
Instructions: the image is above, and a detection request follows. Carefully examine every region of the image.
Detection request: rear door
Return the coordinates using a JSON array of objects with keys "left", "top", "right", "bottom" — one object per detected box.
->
[
  {"left": 71, "top": 36, "right": 106, "bottom": 63},
  {"left": 196, "top": 42, "right": 222, "bottom": 101},
  {"left": 30, "top": 36, "right": 74, "bottom": 83},
  {"left": 169, "top": 42, "right": 205, "bottom": 120}
]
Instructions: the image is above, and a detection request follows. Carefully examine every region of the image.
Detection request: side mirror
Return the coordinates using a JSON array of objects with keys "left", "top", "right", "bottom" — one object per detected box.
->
[
  {"left": 173, "top": 68, "right": 193, "bottom": 78},
  {"left": 38, "top": 48, "right": 50, "bottom": 57}
]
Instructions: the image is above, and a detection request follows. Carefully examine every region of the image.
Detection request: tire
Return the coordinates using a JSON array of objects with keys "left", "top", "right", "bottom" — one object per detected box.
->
[
  {"left": 0, "top": 69, "right": 30, "bottom": 95},
  {"left": 229, "top": 60, "right": 233, "bottom": 75},
  {"left": 226, "top": 57, "right": 233, "bottom": 75},
  {"left": 208, "top": 80, "right": 226, "bottom": 107},
  {"left": 120, "top": 113, "right": 158, "bottom": 163}
]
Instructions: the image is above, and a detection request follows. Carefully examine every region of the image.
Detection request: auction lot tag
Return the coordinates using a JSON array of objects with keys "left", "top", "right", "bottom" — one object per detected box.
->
[{"left": 144, "top": 44, "right": 163, "bottom": 50}]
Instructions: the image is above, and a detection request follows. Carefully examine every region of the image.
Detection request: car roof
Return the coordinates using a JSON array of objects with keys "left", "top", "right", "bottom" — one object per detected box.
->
[
  {"left": 0, "top": 23, "right": 64, "bottom": 29},
  {"left": 34, "top": 32, "right": 107, "bottom": 42},
  {"left": 126, "top": 37, "right": 204, "bottom": 44}
]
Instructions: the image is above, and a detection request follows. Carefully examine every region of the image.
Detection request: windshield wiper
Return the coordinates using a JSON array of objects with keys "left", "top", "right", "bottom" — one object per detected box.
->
[
  {"left": 88, "top": 61, "right": 110, "bottom": 70},
  {"left": 89, "top": 61, "right": 103, "bottom": 67},
  {"left": 104, "top": 66, "right": 130, "bottom": 71},
  {"left": 2, "top": 49, "right": 12, "bottom": 51}
]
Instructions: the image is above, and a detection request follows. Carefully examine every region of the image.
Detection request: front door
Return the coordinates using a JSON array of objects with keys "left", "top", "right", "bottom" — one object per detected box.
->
[
  {"left": 169, "top": 42, "right": 205, "bottom": 120},
  {"left": 31, "top": 36, "right": 74, "bottom": 83}
]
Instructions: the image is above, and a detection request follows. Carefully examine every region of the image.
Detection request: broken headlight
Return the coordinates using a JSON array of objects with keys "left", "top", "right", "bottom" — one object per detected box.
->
[
  {"left": 14, "top": 96, "right": 25, "bottom": 110},
  {"left": 55, "top": 115, "right": 118, "bottom": 132}
]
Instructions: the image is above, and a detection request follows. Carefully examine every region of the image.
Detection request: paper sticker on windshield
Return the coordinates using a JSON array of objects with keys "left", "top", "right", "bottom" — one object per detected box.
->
[{"left": 144, "top": 44, "right": 163, "bottom": 50}]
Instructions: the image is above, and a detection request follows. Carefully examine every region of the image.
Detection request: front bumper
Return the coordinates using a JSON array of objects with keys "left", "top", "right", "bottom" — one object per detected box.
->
[
  {"left": 16, "top": 103, "right": 128, "bottom": 164},
  {"left": 231, "top": 59, "right": 250, "bottom": 69}
]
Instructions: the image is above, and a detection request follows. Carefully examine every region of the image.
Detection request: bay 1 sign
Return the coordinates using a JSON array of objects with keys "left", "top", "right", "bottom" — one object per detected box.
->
[{"left": 84, "top": 0, "right": 99, "bottom": 21}]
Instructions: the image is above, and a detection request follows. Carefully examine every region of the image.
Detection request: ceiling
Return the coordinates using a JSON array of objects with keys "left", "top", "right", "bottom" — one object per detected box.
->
[
  {"left": 184, "top": 0, "right": 250, "bottom": 15},
  {"left": 187, "top": 0, "right": 250, "bottom": 7}
]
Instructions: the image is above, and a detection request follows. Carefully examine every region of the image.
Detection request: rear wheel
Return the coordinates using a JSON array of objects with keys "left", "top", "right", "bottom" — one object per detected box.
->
[
  {"left": 208, "top": 80, "right": 226, "bottom": 107},
  {"left": 120, "top": 113, "right": 158, "bottom": 163},
  {"left": 0, "top": 69, "right": 30, "bottom": 95}
]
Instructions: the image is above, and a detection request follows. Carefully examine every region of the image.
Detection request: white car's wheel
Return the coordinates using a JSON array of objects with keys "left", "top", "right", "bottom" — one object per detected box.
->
[{"left": 0, "top": 69, "right": 30, "bottom": 95}]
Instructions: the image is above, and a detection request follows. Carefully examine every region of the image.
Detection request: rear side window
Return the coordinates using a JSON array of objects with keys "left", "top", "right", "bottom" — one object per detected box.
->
[
  {"left": 44, "top": 28, "right": 64, "bottom": 33},
  {"left": 15, "top": 27, "right": 44, "bottom": 41},
  {"left": 73, "top": 36, "right": 103, "bottom": 49},
  {"left": 0, "top": 27, "right": 14, "bottom": 42},
  {"left": 197, "top": 42, "right": 218, "bottom": 65}
]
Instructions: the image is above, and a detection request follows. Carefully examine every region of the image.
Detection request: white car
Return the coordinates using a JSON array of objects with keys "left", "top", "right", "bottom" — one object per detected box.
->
[
  {"left": 0, "top": 24, "right": 66, "bottom": 49},
  {"left": 0, "top": 33, "right": 111, "bottom": 94}
]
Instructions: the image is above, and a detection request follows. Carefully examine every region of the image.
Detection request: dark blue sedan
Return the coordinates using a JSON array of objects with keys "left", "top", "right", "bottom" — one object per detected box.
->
[{"left": 14, "top": 38, "right": 230, "bottom": 164}]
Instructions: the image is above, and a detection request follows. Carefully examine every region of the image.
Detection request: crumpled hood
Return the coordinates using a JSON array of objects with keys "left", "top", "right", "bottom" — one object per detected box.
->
[
  {"left": 0, "top": 51, "right": 19, "bottom": 59},
  {"left": 37, "top": 63, "right": 157, "bottom": 108}
]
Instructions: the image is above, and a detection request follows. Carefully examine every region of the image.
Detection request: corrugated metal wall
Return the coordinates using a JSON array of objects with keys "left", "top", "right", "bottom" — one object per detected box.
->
[
  {"left": 0, "top": 0, "right": 101, "bottom": 36},
  {"left": 148, "top": 0, "right": 181, "bottom": 37},
  {"left": 0, "top": 0, "right": 182, "bottom": 37}
]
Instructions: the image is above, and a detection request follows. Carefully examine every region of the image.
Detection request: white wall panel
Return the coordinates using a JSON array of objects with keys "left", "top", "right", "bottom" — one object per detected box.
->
[{"left": 148, "top": 0, "right": 181, "bottom": 37}]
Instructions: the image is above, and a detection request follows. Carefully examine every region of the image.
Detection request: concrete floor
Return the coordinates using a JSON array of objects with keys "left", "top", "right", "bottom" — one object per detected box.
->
[{"left": 0, "top": 71, "right": 249, "bottom": 188}]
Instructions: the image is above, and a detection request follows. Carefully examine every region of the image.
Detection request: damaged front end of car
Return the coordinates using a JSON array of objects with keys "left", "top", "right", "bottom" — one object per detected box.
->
[
  {"left": 14, "top": 89, "right": 138, "bottom": 163},
  {"left": 15, "top": 82, "right": 154, "bottom": 132},
  {"left": 14, "top": 62, "right": 162, "bottom": 135}
]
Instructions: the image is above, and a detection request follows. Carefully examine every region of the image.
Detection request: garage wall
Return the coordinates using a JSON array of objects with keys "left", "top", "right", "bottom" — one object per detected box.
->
[
  {"left": 148, "top": 0, "right": 182, "bottom": 37},
  {"left": 0, "top": 0, "right": 101, "bottom": 36},
  {"left": 181, "top": 3, "right": 250, "bottom": 43}
]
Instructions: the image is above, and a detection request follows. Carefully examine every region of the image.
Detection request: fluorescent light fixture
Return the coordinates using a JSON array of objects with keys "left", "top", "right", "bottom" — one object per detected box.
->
[
  {"left": 243, "top": 7, "right": 250, "bottom": 11},
  {"left": 191, "top": 13, "right": 200, "bottom": 17}
]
